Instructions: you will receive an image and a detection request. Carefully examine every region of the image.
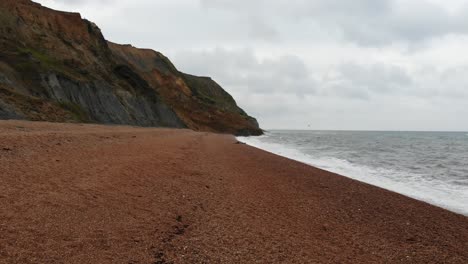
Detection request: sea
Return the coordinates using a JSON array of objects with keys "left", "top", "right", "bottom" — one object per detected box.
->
[{"left": 238, "top": 130, "right": 468, "bottom": 216}]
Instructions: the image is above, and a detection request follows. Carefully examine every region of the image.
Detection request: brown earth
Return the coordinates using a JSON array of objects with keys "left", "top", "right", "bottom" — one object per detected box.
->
[{"left": 0, "top": 121, "right": 467, "bottom": 263}]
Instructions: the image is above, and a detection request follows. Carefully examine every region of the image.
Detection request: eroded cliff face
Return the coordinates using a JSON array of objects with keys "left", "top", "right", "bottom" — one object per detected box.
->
[
  {"left": 109, "top": 43, "right": 262, "bottom": 135},
  {"left": 0, "top": 0, "right": 262, "bottom": 135}
]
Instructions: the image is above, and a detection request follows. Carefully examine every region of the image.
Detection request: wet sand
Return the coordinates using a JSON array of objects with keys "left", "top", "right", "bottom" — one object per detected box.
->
[{"left": 0, "top": 121, "right": 467, "bottom": 263}]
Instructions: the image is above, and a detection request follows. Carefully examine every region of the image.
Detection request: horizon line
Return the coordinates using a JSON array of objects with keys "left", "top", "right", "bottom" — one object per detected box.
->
[{"left": 262, "top": 129, "right": 468, "bottom": 133}]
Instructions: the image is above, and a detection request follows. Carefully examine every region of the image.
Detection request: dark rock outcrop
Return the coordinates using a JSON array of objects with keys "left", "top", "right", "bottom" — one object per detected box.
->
[{"left": 0, "top": 0, "right": 262, "bottom": 135}]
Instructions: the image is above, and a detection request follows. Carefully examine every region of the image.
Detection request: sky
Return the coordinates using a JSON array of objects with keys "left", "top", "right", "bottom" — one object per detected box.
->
[{"left": 35, "top": 0, "right": 468, "bottom": 131}]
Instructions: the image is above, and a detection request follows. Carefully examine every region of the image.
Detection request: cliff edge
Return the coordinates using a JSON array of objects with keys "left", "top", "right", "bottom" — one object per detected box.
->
[{"left": 0, "top": 0, "right": 262, "bottom": 135}]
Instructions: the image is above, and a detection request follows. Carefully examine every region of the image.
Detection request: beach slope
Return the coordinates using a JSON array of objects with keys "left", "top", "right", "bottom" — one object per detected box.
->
[{"left": 0, "top": 121, "right": 467, "bottom": 263}]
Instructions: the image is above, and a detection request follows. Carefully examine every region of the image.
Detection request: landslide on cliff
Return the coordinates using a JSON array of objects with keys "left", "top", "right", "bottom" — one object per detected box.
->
[{"left": 0, "top": 0, "right": 262, "bottom": 135}]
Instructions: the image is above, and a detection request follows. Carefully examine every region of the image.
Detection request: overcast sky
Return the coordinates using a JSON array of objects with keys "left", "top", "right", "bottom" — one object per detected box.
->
[{"left": 36, "top": 0, "right": 468, "bottom": 131}]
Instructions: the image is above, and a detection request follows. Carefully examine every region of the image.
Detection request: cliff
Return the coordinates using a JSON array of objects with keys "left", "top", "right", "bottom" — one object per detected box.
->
[{"left": 0, "top": 0, "right": 262, "bottom": 135}]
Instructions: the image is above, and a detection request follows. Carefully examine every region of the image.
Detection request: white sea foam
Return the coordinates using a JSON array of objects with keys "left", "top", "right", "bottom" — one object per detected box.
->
[{"left": 238, "top": 135, "right": 468, "bottom": 216}]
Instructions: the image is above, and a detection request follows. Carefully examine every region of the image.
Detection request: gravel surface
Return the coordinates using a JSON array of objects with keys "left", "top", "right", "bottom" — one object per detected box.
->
[{"left": 0, "top": 121, "right": 467, "bottom": 263}]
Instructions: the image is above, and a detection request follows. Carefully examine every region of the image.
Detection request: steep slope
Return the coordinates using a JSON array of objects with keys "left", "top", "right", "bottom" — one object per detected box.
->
[
  {"left": 109, "top": 43, "right": 262, "bottom": 135},
  {"left": 0, "top": 0, "right": 262, "bottom": 135}
]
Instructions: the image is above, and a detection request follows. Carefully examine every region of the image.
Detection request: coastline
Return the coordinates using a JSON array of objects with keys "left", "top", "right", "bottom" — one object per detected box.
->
[
  {"left": 0, "top": 121, "right": 467, "bottom": 263},
  {"left": 237, "top": 133, "right": 468, "bottom": 216}
]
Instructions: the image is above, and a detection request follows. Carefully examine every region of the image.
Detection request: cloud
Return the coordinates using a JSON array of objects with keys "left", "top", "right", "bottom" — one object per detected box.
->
[
  {"left": 175, "top": 48, "right": 416, "bottom": 100},
  {"left": 33, "top": 0, "right": 468, "bottom": 130},
  {"left": 201, "top": 0, "right": 468, "bottom": 45},
  {"left": 320, "top": 62, "right": 413, "bottom": 99},
  {"left": 173, "top": 46, "right": 468, "bottom": 130},
  {"left": 41, "top": 0, "right": 110, "bottom": 5},
  {"left": 174, "top": 48, "right": 316, "bottom": 95}
]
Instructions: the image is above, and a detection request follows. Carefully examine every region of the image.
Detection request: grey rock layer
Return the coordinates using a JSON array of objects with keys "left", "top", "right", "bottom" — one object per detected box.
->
[{"left": 40, "top": 73, "right": 185, "bottom": 127}]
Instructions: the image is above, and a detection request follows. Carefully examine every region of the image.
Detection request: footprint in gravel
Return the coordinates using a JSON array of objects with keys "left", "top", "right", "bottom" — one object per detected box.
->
[
  {"left": 176, "top": 215, "right": 182, "bottom": 223},
  {"left": 152, "top": 217, "right": 189, "bottom": 263},
  {"left": 174, "top": 215, "right": 189, "bottom": 235},
  {"left": 173, "top": 226, "right": 185, "bottom": 235},
  {"left": 153, "top": 252, "right": 173, "bottom": 264}
]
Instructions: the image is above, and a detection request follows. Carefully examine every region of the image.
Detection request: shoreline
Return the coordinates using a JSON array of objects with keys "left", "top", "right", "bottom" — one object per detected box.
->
[
  {"left": 0, "top": 121, "right": 467, "bottom": 263},
  {"left": 237, "top": 134, "right": 468, "bottom": 217}
]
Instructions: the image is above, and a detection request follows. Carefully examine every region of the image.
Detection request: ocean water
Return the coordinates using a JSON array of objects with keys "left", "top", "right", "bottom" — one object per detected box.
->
[{"left": 238, "top": 131, "right": 468, "bottom": 216}]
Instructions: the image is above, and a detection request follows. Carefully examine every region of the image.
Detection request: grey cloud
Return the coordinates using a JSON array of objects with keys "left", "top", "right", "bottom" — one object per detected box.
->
[
  {"left": 200, "top": 0, "right": 266, "bottom": 11},
  {"left": 174, "top": 46, "right": 468, "bottom": 129},
  {"left": 246, "top": 17, "right": 280, "bottom": 42},
  {"left": 330, "top": 63, "right": 412, "bottom": 96},
  {"left": 200, "top": 0, "right": 468, "bottom": 45},
  {"left": 174, "top": 48, "right": 316, "bottom": 96},
  {"left": 414, "top": 65, "right": 468, "bottom": 98},
  {"left": 52, "top": 0, "right": 110, "bottom": 5},
  {"left": 201, "top": 0, "right": 280, "bottom": 42}
]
